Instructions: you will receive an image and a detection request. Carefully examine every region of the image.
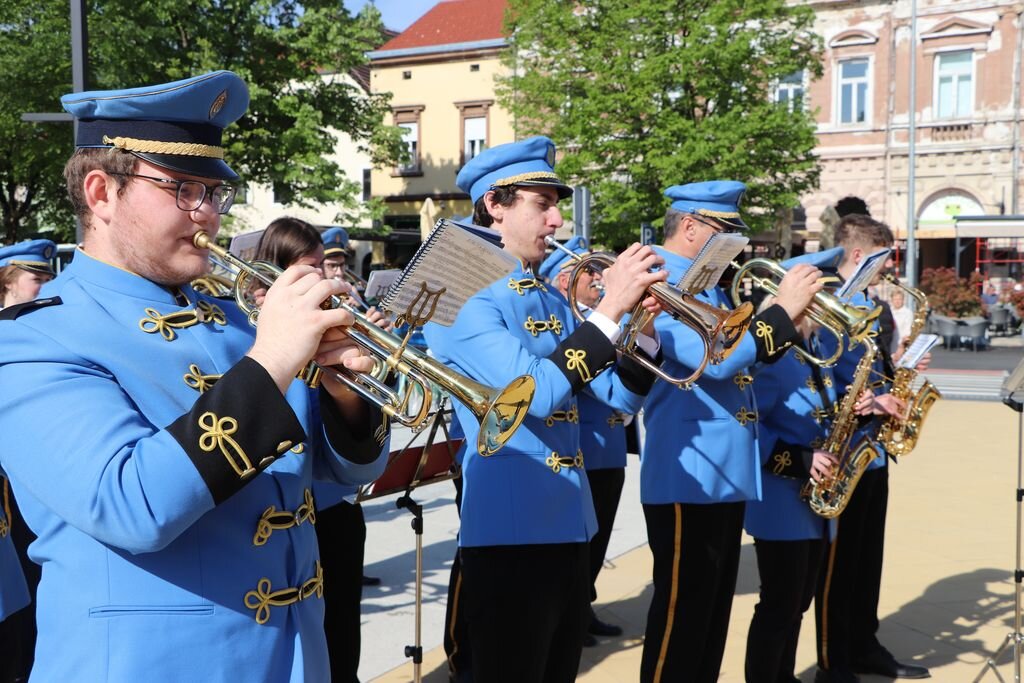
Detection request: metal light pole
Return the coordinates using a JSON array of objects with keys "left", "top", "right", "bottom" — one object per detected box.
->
[{"left": 906, "top": 0, "right": 918, "bottom": 287}]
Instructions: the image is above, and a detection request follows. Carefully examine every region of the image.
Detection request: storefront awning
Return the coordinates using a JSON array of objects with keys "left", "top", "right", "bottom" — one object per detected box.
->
[{"left": 954, "top": 215, "right": 1024, "bottom": 239}]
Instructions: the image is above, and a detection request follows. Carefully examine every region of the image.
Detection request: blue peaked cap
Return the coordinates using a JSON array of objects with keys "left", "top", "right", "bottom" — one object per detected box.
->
[
  {"left": 61, "top": 71, "right": 249, "bottom": 181},
  {"left": 538, "top": 235, "right": 588, "bottom": 282},
  {"left": 456, "top": 136, "right": 573, "bottom": 205},
  {"left": 0, "top": 239, "right": 56, "bottom": 276},
  {"left": 321, "top": 227, "right": 351, "bottom": 257},
  {"left": 664, "top": 180, "right": 749, "bottom": 231},
  {"left": 781, "top": 246, "right": 844, "bottom": 272}
]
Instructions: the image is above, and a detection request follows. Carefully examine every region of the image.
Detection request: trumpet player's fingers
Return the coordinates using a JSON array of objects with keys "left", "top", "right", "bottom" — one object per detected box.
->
[
  {"left": 873, "top": 393, "right": 907, "bottom": 418},
  {"left": 595, "top": 244, "right": 668, "bottom": 323},
  {"left": 774, "top": 263, "right": 824, "bottom": 321},
  {"left": 854, "top": 388, "right": 875, "bottom": 415},
  {"left": 315, "top": 336, "right": 375, "bottom": 373},
  {"left": 365, "top": 306, "right": 394, "bottom": 332}
]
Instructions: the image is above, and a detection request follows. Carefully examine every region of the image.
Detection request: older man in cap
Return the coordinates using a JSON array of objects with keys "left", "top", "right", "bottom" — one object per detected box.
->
[
  {"left": 424, "top": 136, "right": 666, "bottom": 683},
  {"left": 538, "top": 236, "right": 629, "bottom": 645},
  {"left": 0, "top": 71, "right": 389, "bottom": 682},
  {"left": 639, "top": 181, "right": 823, "bottom": 683},
  {"left": 0, "top": 239, "right": 56, "bottom": 308}
]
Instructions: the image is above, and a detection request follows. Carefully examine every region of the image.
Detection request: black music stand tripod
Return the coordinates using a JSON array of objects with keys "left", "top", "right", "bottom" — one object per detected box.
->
[{"left": 974, "top": 357, "right": 1024, "bottom": 683}]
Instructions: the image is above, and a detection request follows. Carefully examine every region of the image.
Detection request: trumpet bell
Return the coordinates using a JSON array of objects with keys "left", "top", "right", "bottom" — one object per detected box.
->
[{"left": 477, "top": 375, "right": 536, "bottom": 456}]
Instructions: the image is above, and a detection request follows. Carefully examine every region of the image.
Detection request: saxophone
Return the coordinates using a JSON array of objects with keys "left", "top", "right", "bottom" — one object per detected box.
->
[
  {"left": 875, "top": 275, "right": 942, "bottom": 457},
  {"left": 802, "top": 339, "right": 879, "bottom": 518}
]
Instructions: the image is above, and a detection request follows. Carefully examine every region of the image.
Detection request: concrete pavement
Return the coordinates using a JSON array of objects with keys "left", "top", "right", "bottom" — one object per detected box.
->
[{"left": 364, "top": 397, "right": 1024, "bottom": 682}]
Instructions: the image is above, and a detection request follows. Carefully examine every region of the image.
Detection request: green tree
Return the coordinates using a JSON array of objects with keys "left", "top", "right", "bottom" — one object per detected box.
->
[
  {"left": 500, "top": 0, "right": 823, "bottom": 246},
  {"left": 0, "top": 0, "right": 404, "bottom": 244}
]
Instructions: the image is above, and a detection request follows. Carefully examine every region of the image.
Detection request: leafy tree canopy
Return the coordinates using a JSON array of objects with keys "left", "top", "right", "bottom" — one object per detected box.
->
[
  {"left": 0, "top": 0, "right": 404, "bottom": 243},
  {"left": 500, "top": 0, "right": 824, "bottom": 247}
]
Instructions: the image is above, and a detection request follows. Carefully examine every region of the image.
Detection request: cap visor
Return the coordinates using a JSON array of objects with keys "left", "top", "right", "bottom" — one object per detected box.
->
[
  {"left": 133, "top": 152, "right": 239, "bottom": 182},
  {"left": 17, "top": 263, "right": 55, "bottom": 277},
  {"left": 515, "top": 179, "right": 573, "bottom": 199}
]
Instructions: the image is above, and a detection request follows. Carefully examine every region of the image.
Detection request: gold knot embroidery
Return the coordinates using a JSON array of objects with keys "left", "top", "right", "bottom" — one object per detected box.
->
[
  {"left": 772, "top": 451, "right": 793, "bottom": 475},
  {"left": 139, "top": 302, "right": 227, "bottom": 341},
  {"left": 805, "top": 376, "right": 818, "bottom": 394},
  {"left": 812, "top": 407, "right": 830, "bottom": 424},
  {"left": 810, "top": 437, "right": 824, "bottom": 449},
  {"left": 524, "top": 314, "right": 564, "bottom": 337},
  {"left": 733, "top": 373, "right": 753, "bottom": 390},
  {"left": 544, "top": 404, "right": 579, "bottom": 427},
  {"left": 545, "top": 449, "right": 585, "bottom": 473},
  {"left": 253, "top": 488, "right": 316, "bottom": 546},
  {"left": 244, "top": 561, "right": 324, "bottom": 625},
  {"left": 735, "top": 408, "right": 757, "bottom": 426},
  {"left": 198, "top": 412, "right": 270, "bottom": 479},
  {"left": 564, "top": 349, "right": 592, "bottom": 382},
  {"left": 607, "top": 412, "right": 626, "bottom": 428},
  {"left": 507, "top": 278, "right": 546, "bottom": 295},
  {"left": 823, "top": 375, "right": 833, "bottom": 388},
  {"left": 184, "top": 364, "right": 222, "bottom": 393},
  {"left": 754, "top": 320, "right": 775, "bottom": 355}
]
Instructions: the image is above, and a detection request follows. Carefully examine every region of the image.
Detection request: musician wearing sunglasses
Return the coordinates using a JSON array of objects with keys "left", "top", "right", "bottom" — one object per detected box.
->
[
  {"left": 0, "top": 72, "right": 389, "bottom": 682},
  {"left": 423, "top": 136, "right": 666, "bottom": 683},
  {"left": 639, "top": 181, "right": 823, "bottom": 683},
  {"left": 537, "top": 235, "right": 630, "bottom": 646}
]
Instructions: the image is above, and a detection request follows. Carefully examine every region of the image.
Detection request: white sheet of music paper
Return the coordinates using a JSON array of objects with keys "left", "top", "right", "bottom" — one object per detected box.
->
[
  {"left": 677, "top": 232, "right": 749, "bottom": 294},
  {"left": 897, "top": 333, "right": 941, "bottom": 369},
  {"left": 835, "top": 248, "right": 892, "bottom": 300},
  {"left": 364, "top": 269, "right": 401, "bottom": 302}
]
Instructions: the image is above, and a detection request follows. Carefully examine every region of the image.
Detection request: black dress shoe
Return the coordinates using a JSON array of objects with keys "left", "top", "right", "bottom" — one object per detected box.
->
[
  {"left": 852, "top": 648, "right": 930, "bottom": 679},
  {"left": 588, "top": 615, "right": 623, "bottom": 637},
  {"left": 814, "top": 667, "right": 860, "bottom": 683},
  {"left": 361, "top": 574, "right": 381, "bottom": 586},
  {"left": 582, "top": 633, "right": 598, "bottom": 647}
]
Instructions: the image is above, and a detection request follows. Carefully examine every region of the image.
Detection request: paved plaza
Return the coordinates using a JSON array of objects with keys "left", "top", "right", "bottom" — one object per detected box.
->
[{"left": 360, "top": 347, "right": 1024, "bottom": 682}]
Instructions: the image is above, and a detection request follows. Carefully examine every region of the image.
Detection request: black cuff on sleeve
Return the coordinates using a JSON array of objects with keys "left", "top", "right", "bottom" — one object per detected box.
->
[
  {"left": 319, "top": 388, "right": 391, "bottom": 465},
  {"left": 616, "top": 347, "right": 663, "bottom": 396},
  {"left": 168, "top": 356, "right": 307, "bottom": 504},
  {"left": 549, "top": 321, "right": 617, "bottom": 395},
  {"left": 751, "top": 305, "right": 801, "bottom": 364},
  {"left": 764, "top": 439, "right": 812, "bottom": 480}
]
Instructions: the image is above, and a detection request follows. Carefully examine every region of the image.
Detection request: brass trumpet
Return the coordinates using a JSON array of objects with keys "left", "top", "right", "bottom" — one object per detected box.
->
[
  {"left": 729, "top": 258, "right": 881, "bottom": 368},
  {"left": 544, "top": 237, "right": 753, "bottom": 388},
  {"left": 193, "top": 232, "right": 535, "bottom": 456}
]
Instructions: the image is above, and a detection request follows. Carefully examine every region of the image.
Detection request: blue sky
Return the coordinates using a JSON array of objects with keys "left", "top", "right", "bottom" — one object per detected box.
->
[{"left": 342, "top": 0, "right": 438, "bottom": 32}]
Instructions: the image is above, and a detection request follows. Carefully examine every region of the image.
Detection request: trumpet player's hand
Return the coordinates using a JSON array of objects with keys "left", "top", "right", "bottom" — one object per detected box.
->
[
  {"left": 806, "top": 449, "right": 839, "bottom": 484},
  {"left": 246, "top": 265, "right": 353, "bottom": 394},
  {"left": 595, "top": 243, "right": 667, "bottom": 323},
  {"left": 774, "top": 264, "right": 823, "bottom": 322},
  {"left": 365, "top": 306, "right": 394, "bottom": 332}
]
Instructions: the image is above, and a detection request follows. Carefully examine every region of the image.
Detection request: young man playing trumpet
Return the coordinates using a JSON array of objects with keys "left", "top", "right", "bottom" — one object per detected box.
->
[
  {"left": 424, "top": 136, "right": 665, "bottom": 683},
  {"left": 0, "top": 72, "right": 389, "bottom": 682}
]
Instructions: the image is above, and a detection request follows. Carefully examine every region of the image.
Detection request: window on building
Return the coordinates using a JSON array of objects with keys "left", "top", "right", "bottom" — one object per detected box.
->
[
  {"left": 392, "top": 106, "right": 424, "bottom": 175},
  {"left": 464, "top": 117, "right": 486, "bottom": 162},
  {"left": 362, "top": 168, "right": 371, "bottom": 201},
  {"left": 837, "top": 57, "right": 870, "bottom": 124},
  {"left": 935, "top": 50, "right": 973, "bottom": 119},
  {"left": 454, "top": 100, "right": 493, "bottom": 167},
  {"left": 774, "top": 70, "right": 806, "bottom": 111}
]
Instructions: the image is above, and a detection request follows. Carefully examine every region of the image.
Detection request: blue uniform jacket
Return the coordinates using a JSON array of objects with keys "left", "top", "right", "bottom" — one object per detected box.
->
[
  {"left": 0, "top": 251, "right": 389, "bottom": 682},
  {"left": 0, "top": 477, "right": 30, "bottom": 622},
  {"left": 579, "top": 391, "right": 628, "bottom": 471},
  {"left": 819, "top": 289, "right": 888, "bottom": 471},
  {"left": 640, "top": 247, "right": 801, "bottom": 505},
  {"left": 423, "top": 264, "right": 654, "bottom": 547},
  {"left": 744, "top": 339, "right": 838, "bottom": 541}
]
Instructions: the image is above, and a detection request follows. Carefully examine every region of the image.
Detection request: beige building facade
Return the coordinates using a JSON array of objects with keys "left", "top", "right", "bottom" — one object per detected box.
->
[{"left": 799, "top": 0, "right": 1024, "bottom": 278}]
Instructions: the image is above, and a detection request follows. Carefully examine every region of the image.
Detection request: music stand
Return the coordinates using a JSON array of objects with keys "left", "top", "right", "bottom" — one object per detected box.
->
[
  {"left": 358, "top": 402, "right": 462, "bottom": 683},
  {"left": 974, "top": 356, "right": 1024, "bottom": 682}
]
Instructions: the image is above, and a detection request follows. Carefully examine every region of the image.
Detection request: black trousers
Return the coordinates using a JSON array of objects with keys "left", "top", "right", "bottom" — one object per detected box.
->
[
  {"left": 745, "top": 537, "right": 826, "bottom": 683},
  {"left": 444, "top": 477, "right": 470, "bottom": 680},
  {"left": 586, "top": 467, "right": 625, "bottom": 604},
  {"left": 458, "top": 542, "right": 589, "bottom": 683},
  {"left": 641, "top": 501, "right": 746, "bottom": 683},
  {"left": 0, "top": 490, "right": 39, "bottom": 683},
  {"left": 317, "top": 501, "right": 367, "bottom": 683},
  {"left": 815, "top": 466, "right": 888, "bottom": 671}
]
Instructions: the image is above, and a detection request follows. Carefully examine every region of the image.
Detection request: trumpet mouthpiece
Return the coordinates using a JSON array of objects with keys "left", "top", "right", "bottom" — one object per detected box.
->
[{"left": 193, "top": 232, "right": 212, "bottom": 249}]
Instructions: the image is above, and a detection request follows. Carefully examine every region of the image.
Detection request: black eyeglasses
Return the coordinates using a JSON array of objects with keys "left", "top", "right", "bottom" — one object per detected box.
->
[
  {"left": 692, "top": 216, "right": 739, "bottom": 234},
  {"left": 108, "top": 173, "right": 236, "bottom": 215}
]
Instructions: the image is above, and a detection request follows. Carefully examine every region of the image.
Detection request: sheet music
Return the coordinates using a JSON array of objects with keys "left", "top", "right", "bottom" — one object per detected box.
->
[
  {"left": 835, "top": 248, "right": 891, "bottom": 300},
  {"left": 364, "top": 269, "right": 401, "bottom": 302},
  {"left": 228, "top": 229, "right": 264, "bottom": 261},
  {"left": 677, "top": 232, "right": 750, "bottom": 294},
  {"left": 1002, "top": 355, "right": 1024, "bottom": 397},
  {"left": 896, "top": 333, "right": 941, "bottom": 369},
  {"left": 381, "top": 218, "right": 519, "bottom": 326}
]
